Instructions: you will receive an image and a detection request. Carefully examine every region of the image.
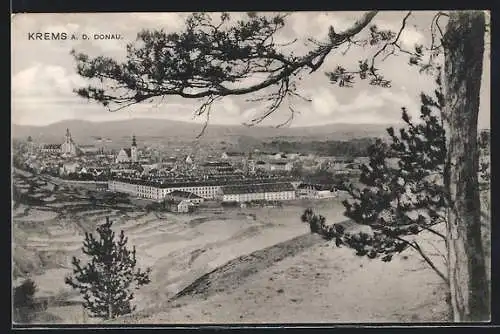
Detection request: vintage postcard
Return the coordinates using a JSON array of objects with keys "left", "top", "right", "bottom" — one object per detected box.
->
[{"left": 11, "top": 11, "right": 491, "bottom": 326}]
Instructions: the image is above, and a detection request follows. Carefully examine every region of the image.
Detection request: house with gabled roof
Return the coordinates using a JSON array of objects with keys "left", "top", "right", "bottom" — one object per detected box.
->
[{"left": 166, "top": 190, "right": 205, "bottom": 204}]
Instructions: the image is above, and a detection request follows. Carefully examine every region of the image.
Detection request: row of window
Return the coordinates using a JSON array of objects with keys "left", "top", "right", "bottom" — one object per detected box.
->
[
  {"left": 223, "top": 191, "right": 295, "bottom": 202},
  {"left": 110, "top": 181, "right": 220, "bottom": 199}
]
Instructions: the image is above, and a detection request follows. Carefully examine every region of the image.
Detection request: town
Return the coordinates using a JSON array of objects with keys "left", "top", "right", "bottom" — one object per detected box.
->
[{"left": 12, "top": 128, "right": 366, "bottom": 213}]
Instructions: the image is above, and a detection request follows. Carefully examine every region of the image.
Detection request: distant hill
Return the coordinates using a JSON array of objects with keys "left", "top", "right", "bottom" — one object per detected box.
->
[{"left": 11, "top": 119, "right": 394, "bottom": 148}]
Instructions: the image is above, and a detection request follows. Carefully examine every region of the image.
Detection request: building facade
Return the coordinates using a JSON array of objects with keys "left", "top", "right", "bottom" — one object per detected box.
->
[
  {"left": 40, "top": 144, "right": 62, "bottom": 154},
  {"left": 166, "top": 190, "right": 205, "bottom": 204},
  {"left": 116, "top": 135, "right": 138, "bottom": 163},
  {"left": 79, "top": 145, "right": 101, "bottom": 155},
  {"left": 269, "top": 161, "right": 293, "bottom": 172},
  {"left": 60, "top": 162, "right": 81, "bottom": 176},
  {"left": 199, "top": 161, "right": 235, "bottom": 174},
  {"left": 40, "top": 128, "right": 79, "bottom": 156},
  {"left": 165, "top": 199, "right": 191, "bottom": 213},
  {"left": 297, "top": 183, "right": 338, "bottom": 199},
  {"left": 108, "top": 179, "right": 220, "bottom": 201},
  {"left": 108, "top": 180, "right": 140, "bottom": 195},
  {"left": 219, "top": 182, "right": 296, "bottom": 202}
]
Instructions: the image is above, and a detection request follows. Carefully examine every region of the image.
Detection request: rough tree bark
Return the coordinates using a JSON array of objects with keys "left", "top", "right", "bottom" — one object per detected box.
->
[{"left": 442, "top": 11, "right": 489, "bottom": 322}]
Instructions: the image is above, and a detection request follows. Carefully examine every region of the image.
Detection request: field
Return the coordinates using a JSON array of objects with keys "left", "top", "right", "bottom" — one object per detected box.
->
[{"left": 12, "top": 171, "right": 491, "bottom": 324}]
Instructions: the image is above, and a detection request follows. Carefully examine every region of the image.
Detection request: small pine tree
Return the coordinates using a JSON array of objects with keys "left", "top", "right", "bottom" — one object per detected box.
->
[
  {"left": 65, "top": 217, "right": 152, "bottom": 320},
  {"left": 341, "top": 75, "right": 448, "bottom": 276}
]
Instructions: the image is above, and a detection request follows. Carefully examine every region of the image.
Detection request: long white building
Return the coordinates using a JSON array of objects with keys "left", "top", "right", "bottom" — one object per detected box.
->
[{"left": 107, "top": 178, "right": 298, "bottom": 202}]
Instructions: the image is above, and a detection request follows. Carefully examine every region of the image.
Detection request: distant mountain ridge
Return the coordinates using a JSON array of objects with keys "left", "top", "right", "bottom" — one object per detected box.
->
[{"left": 12, "top": 118, "right": 396, "bottom": 146}]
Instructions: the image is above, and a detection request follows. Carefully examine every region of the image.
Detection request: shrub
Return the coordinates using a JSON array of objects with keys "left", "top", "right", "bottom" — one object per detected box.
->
[{"left": 13, "top": 278, "right": 38, "bottom": 323}]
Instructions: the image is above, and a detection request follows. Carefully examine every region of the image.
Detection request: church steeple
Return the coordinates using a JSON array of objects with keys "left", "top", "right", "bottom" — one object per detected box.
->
[
  {"left": 27, "top": 136, "right": 33, "bottom": 155},
  {"left": 65, "top": 128, "right": 72, "bottom": 143},
  {"left": 130, "top": 134, "right": 138, "bottom": 162},
  {"left": 62, "top": 128, "right": 77, "bottom": 157}
]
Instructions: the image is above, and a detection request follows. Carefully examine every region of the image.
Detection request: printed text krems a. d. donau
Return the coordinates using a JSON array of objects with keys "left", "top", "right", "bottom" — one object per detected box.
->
[{"left": 27, "top": 32, "right": 122, "bottom": 40}]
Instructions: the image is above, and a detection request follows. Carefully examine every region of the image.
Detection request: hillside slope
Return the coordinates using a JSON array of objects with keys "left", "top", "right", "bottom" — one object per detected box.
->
[{"left": 12, "top": 119, "right": 394, "bottom": 145}]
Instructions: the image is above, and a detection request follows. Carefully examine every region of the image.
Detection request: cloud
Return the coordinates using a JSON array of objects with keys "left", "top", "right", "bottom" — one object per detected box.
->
[
  {"left": 290, "top": 85, "right": 419, "bottom": 126},
  {"left": 398, "top": 28, "right": 425, "bottom": 47},
  {"left": 338, "top": 91, "right": 385, "bottom": 113},
  {"left": 12, "top": 63, "right": 86, "bottom": 97},
  {"left": 216, "top": 97, "right": 241, "bottom": 116},
  {"left": 240, "top": 107, "right": 260, "bottom": 121},
  {"left": 45, "top": 23, "right": 80, "bottom": 34},
  {"left": 133, "top": 13, "right": 188, "bottom": 31},
  {"left": 288, "top": 12, "right": 363, "bottom": 41},
  {"left": 308, "top": 88, "right": 340, "bottom": 115},
  {"left": 336, "top": 89, "right": 417, "bottom": 118},
  {"left": 376, "top": 17, "right": 425, "bottom": 48},
  {"left": 12, "top": 63, "right": 91, "bottom": 125},
  {"left": 10, "top": 12, "right": 490, "bottom": 129}
]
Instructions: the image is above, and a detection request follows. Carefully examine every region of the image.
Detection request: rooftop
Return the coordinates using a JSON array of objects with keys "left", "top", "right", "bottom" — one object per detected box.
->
[
  {"left": 201, "top": 162, "right": 233, "bottom": 167},
  {"left": 42, "top": 144, "right": 62, "bottom": 149},
  {"left": 167, "top": 190, "right": 204, "bottom": 199},
  {"left": 297, "top": 183, "right": 335, "bottom": 191},
  {"left": 225, "top": 152, "right": 245, "bottom": 156},
  {"left": 110, "top": 177, "right": 298, "bottom": 189},
  {"left": 120, "top": 148, "right": 132, "bottom": 157}
]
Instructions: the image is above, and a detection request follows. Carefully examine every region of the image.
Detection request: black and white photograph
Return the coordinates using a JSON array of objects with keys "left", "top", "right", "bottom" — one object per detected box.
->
[{"left": 11, "top": 10, "right": 491, "bottom": 325}]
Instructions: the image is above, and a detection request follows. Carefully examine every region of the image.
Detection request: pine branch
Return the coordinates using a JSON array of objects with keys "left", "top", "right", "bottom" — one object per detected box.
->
[
  {"left": 416, "top": 221, "right": 446, "bottom": 240},
  {"left": 411, "top": 240, "right": 449, "bottom": 284},
  {"left": 72, "top": 11, "right": 378, "bottom": 121}
]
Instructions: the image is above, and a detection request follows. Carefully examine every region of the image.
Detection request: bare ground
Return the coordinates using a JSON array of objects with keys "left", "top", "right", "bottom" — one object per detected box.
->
[
  {"left": 12, "top": 181, "right": 490, "bottom": 324},
  {"left": 114, "top": 227, "right": 450, "bottom": 324}
]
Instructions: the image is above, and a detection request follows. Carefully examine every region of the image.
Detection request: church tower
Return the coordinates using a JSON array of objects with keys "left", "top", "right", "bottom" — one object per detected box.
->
[
  {"left": 131, "top": 135, "right": 138, "bottom": 162},
  {"left": 27, "top": 136, "right": 34, "bottom": 155},
  {"left": 65, "top": 128, "right": 71, "bottom": 143},
  {"left": 61, "top": 128, "right": 77, "bottom": 156},
  {"left": 245, "top": 151, "right": 256, "bottom": 174}
]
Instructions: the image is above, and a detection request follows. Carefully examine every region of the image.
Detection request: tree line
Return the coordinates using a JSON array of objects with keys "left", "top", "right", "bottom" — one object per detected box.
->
[{"left": 260, "top": 138, "right": 376, "bottom": 157}]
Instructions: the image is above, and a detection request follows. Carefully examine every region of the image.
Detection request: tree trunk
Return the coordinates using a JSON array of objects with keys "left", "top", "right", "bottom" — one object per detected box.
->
[
  {"left": 108, "top": 296, "right": 113, "bottom": 320},
  {"left": 442, "top": 11, "right": 489, "bottom": 322}
]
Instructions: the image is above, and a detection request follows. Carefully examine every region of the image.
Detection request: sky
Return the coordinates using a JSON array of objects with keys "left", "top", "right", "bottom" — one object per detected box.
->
[{"left": 11, "top": 11, "right": 491, "bottom": 128}]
